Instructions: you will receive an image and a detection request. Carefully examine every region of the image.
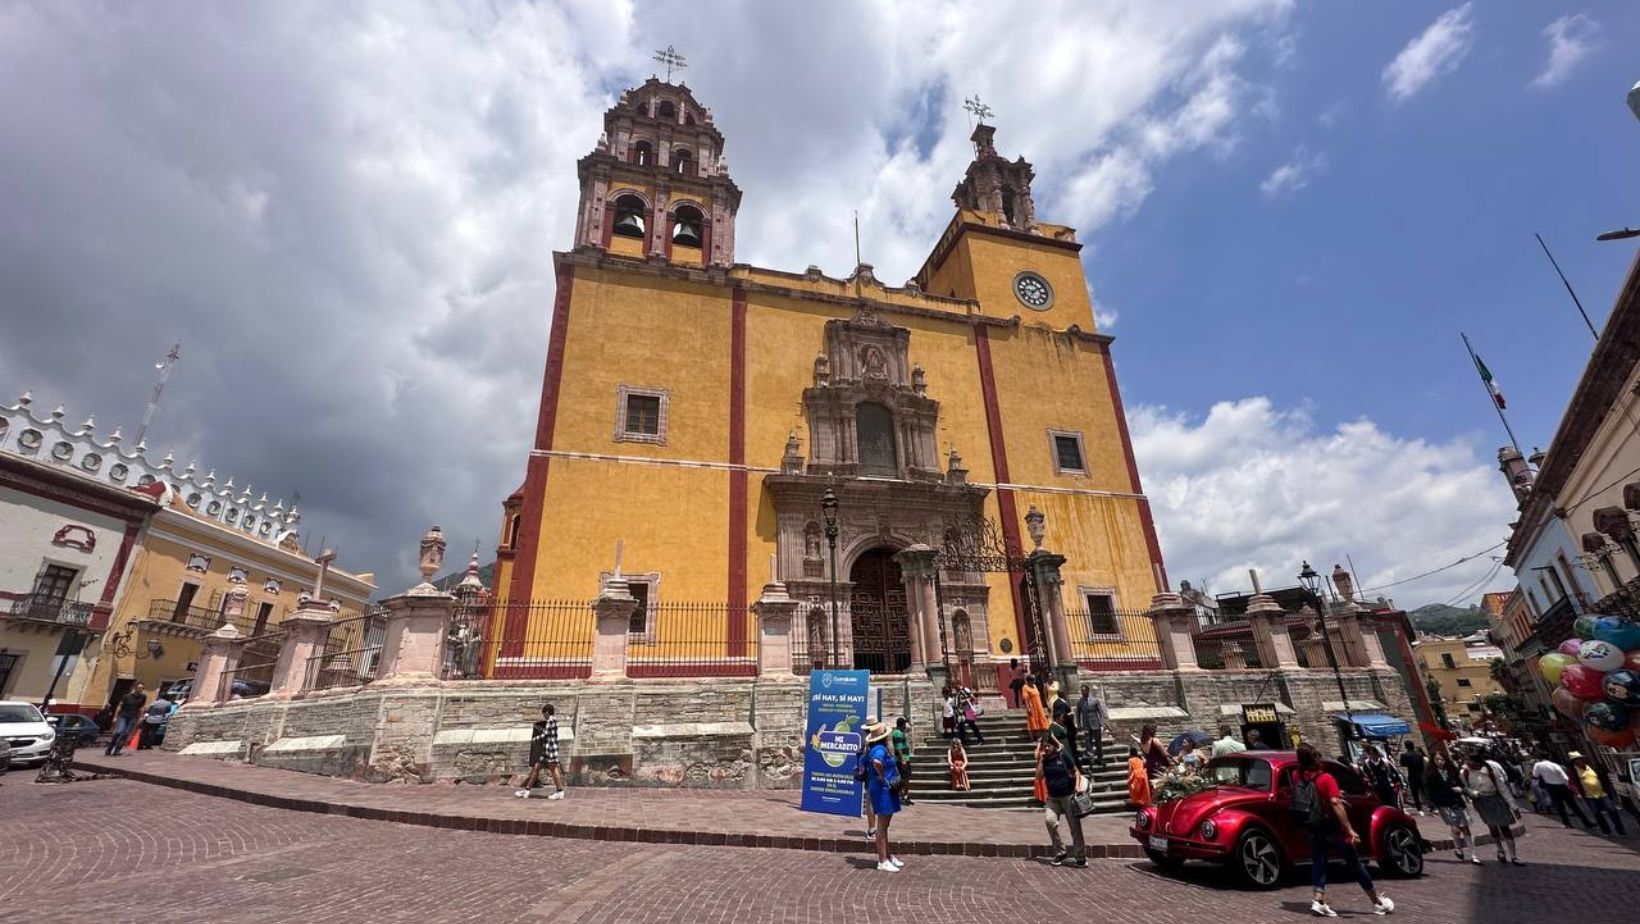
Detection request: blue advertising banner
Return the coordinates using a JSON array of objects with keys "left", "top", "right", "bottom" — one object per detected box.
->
[{"left": 799, "top": 669, "right": 869, "bottom": 816}]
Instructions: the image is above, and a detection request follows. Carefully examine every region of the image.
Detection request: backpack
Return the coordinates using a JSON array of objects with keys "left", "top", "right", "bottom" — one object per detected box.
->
[{"left": 1291, "top": 774, "right": 1327, "bottom": 830}]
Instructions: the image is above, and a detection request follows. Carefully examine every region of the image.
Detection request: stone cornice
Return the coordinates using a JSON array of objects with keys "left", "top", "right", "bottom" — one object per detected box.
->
[{"left": 0, "top": 453, "right": 159, "bottom": 522}]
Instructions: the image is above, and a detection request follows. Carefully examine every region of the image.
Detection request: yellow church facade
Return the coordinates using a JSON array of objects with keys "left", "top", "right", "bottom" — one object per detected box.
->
[{"left": 491, "top": 79, "right": 1167, "bottom": 685}]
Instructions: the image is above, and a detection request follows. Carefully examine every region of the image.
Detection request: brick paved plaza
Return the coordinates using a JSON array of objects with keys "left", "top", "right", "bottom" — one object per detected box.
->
[{"left": 4, "top": 769, "right": 1638, "bottom": 924}]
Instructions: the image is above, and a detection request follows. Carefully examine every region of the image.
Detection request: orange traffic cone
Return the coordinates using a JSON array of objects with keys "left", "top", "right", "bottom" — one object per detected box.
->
[{"left": 127, "top": 725, "right": 142, "bottom": 751}]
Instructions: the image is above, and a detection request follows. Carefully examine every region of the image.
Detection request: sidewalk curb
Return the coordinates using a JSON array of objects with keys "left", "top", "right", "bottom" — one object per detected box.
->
[{"left": 73, "top": 760, "right": 1146, "bottom": 860}]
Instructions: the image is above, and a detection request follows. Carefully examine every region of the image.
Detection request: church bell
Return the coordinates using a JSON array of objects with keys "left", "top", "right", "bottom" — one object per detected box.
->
[
  {"left": 671, "top": 219, "right": 702, "bottom": 247},
  {"left": 613, "top": 212, "right": 645, "bottom": 238}
]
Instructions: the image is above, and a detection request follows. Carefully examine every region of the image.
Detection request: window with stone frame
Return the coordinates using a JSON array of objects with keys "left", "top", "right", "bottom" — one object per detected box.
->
[
  {"left": 615, "top": 386, "right": 669, "bottom": 445},
  {"left": 601, "top": 572, "right": 659, "bottom": 641},
  {"left": 1082, "top": 590, "right": 1118, "bottom": 636},
  {"left": 1048, "top": 429, "right": 1087, "bottom": 475}
]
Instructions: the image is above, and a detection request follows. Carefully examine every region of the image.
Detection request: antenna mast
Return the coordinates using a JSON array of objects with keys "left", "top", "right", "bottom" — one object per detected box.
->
[{"left": 135, "top": 343, "right": 181, "bottom": 448}]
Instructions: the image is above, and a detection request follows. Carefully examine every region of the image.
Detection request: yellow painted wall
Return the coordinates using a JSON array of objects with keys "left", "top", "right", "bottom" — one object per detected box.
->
[{"left": 0, "top": 627, "right": 67, "bottom": 702}]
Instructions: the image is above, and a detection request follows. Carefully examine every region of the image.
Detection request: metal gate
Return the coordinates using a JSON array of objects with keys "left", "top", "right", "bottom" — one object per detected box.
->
[
  {"left": 934, "top": 515, "right": 1052, "bottom": 678},
  {"left": 850, "top": 548, "right": 912, "bottom": 673}
]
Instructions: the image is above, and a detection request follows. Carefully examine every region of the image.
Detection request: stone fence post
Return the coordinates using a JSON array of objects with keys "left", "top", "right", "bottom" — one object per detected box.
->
[
  {"left": 590, "top": 576, "right": 636, "bottom": 678},
  {"left": 183, "top": 623, "right": 247, "bottom": 707},
  {"left": 894, "top": 545, "right": 938, "bottom": 674},
  {"left": 1245, "top": 593, "right": 1300, "bottom": 669},
  {"left": 376, "top": 591, "right": 454, "bottom": 684},
  {"left": 752, "top": 579, "right": 799, "bottom": 676},
  {"left": 1148, "top": 592, "right": 1201, "bottom": 672},
  {"left": 269, "top": 598, "right": 337, "bottom": 698}
]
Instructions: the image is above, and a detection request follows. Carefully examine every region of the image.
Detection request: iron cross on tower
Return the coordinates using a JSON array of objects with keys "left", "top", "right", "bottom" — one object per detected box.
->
[
  {"left": 963, "top": 95, "right": 994, "bottom": 124},
  {"left": 653, "top": 45, "right": 687, "bottom": 82}
]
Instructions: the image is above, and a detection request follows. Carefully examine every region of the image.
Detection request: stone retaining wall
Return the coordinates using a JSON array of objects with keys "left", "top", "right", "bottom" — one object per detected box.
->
[{"left": 166, "top": 667, "right": 1414, "bottom": 787}]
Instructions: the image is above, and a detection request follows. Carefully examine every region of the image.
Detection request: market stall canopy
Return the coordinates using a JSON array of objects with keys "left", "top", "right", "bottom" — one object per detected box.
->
[{"left": 1332, "top": 713, "right": 1410, "bottom": 738}]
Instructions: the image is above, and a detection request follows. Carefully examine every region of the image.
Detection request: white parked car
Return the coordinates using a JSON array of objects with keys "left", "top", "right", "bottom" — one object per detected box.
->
[{"left": 0, "top": 701, "right": 56, "bottom": 766}]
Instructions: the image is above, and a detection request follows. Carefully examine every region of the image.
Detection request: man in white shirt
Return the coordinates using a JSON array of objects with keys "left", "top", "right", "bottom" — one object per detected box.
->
[
  {"left": 1211, "top": 725, "right": 1247, "bottom": 758},
  {"left": 1532, "top": 754, "right": 1594, "bottom": 829}
]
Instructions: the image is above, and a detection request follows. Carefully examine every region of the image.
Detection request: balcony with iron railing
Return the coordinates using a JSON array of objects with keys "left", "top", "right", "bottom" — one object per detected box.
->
[
  {"left": 4, "top": 594, "right": 96, "bottom": 628},
  {"left": 140, "top": 598, "right": 288, "bottom": 638}
]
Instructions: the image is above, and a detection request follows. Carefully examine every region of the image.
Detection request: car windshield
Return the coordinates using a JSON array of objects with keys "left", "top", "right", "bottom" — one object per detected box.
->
[
  {"left": 1207, "top": 756, "right": 1273, "bottom": 791},
  {"left": 0, "top": 704, "right": 44, "bottom": 723}
]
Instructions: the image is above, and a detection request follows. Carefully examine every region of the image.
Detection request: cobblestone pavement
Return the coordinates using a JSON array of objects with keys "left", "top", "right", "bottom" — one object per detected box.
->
[{"left": 4, "top": 777, "right": 1639, "bottom": 924}]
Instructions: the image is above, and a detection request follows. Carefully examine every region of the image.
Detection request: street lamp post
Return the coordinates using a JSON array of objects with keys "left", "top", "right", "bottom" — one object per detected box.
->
[
  {"left": 821, "top": 488, "right": 840, "bottom": 669},
  {"left": 1298, "top": 561, "right": 1356, "bottom": 749}
]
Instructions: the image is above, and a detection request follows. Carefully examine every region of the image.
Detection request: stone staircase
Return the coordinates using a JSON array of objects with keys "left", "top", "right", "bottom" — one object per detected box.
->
[{"left": 910, "top": 710, "right": 1133, "bottom": 814}]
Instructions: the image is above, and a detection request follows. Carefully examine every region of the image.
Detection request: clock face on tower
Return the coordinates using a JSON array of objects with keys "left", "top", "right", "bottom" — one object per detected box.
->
[{"left": 1012, "top": 271, "right": 1053, "bottom": 310}]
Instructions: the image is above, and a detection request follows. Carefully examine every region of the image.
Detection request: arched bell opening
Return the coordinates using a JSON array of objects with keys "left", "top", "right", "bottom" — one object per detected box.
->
[
  {"left": 612, "top": 195, "right": 647, "bottom": 239},
  {"left": 671, "top": 204, "right": 704, "bottom": 247}
]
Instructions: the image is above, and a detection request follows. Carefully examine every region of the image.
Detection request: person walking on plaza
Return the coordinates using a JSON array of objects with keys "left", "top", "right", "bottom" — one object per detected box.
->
[
  {"left": 1292, "top": 743, "right": 1395, "bottom": 917},
  {"left": 104, "top": 683, "right": 147, "bottom": 757},
  {"left": 1138, "top": 723, "right": 1172, "bottom": 783},
  {"left": 1360, "top": 745, "right": 1403, "bottom": 809},
  {"left": 1051, "top": 697, "right": 1079, "bottom": 768},
  {"left": 947, "top": 738, "right": 971, "bottom": 792},
  {"left": 1211, "top": 725, "right": 1246, "bottom": 758},
  {"left": 856, "top": 724, "right": 878, "bottom": 839},
  {"left": 1037, "top": 736, "right": 1087, "bottom": 867},
  {"left": 1532, "top": 752, "right": 1594, "bottom": 829},
  {"left": 1076, "top": 684, "right": 1105, "bottom": 766},
  {"left": 1425, "top": 750, "right": 1480, "bottom": 864},
  {"left": 955, "top": 690, "right": 984, "bottom": 745},
  {"left": 1463, "top": 750, "right": 1523, "bottom": 865},
  {"left": 891, "top": 717, "right": 915, "bottom": 806},
  {"left": 1399, "top": 742, "right": 1427, "bottom": 815},
  {"left": 137, "top": 693, "right": 172, "bottom": 750},
  {"left": 1022, "top": 673, "right": 1049, "bottom": 736},
  {"left": 1126, "top": 745, "right": 1151, "bottom": 808},
  {"left": 864, "top": 720, "right": 904, "bottom": 872},
  {"left": 515, "top": 703, "right": 565, "bottom": 799},
  {"left": 1007, "top": 658, "right": 1026, "bottom": 709},
  {"left": 1569, "top": 752, "right": 1627, "bottom": 836}
]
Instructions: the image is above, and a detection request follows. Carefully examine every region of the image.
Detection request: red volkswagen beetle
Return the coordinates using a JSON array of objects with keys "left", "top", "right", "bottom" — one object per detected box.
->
[{"left": 1130, "top": 752, "right": 1425, "bottom": 889}]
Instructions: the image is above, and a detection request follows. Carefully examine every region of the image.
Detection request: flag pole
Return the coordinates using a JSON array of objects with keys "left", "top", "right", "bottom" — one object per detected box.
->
[{"left": 1460, "top": 332, "right": 1522, "bottom": 457}]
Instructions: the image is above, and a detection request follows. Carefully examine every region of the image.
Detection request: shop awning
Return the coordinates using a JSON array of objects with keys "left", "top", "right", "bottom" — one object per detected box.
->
[{"left": 1333, "top": 713, "right": 1410, "bottom": 738}]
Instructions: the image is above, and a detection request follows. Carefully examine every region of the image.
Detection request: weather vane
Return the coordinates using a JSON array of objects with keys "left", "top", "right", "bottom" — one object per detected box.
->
[
  {"left": 963, "top": 95, "right": 994, "bottom": 124},
  {"left": 653, "top": 45, "right": 688, "bottom": 82}
]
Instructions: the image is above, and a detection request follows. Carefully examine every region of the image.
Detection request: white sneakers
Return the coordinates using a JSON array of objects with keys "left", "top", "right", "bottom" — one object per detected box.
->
[
  {"left": 1374, "top": 897, "right": 1396, "bottom": 915},
  {"left": 877, "top": 856, "right": 905, "bottom": 872},
  {"left": 514, "top": 788, "right": 566, "bottom": 800},
  {"left": 547, "top": 790, "right": 566, "bottom": 800},
  {"left": 1311, "top": 901, "right": 1337, "bottom": 917}
]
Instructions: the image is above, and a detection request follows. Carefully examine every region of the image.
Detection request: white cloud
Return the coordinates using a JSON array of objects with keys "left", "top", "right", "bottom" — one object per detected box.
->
[
  {"left": 1531, "top": 13, "right": 1601, "bottom": 89},
  {"left": 1132, "top": 398, "right": 1516, "bottom": 609},
  {"left": 1382, "top": 3, "right": 1475, "bottom": 103},
  {"left": 1259, "top": 146, "right": 1326, "bottom": 198}
]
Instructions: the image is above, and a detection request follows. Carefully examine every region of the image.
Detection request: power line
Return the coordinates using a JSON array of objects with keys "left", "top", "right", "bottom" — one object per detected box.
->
[
  {"left": 1440, "top": 557, "right": 1506, "bottom": 609},
  {"left": 1562, "top": 462, "right": 1640, "bottom": 515},
  {"left": 1354, "top": 540, "right": 1508, "bottom": 595}
]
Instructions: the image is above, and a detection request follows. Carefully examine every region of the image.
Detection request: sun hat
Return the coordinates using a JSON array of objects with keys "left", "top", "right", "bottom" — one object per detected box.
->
[
  {"left": 865, "top": 721, "right": 892, "bottom": 744},
  {"left": 1567, "top": 750, "right": 1583, "bottom": 760}
]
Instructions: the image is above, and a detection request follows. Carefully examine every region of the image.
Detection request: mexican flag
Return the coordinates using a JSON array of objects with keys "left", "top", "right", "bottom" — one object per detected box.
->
[{"left": 1472, "top": 352, "right": 1506, "bottom": 410}]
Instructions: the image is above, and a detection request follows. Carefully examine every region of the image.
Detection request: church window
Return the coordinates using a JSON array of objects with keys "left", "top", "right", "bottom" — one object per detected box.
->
[
  {"left": 1001, "top": 187, "right": 1017, "bottom": 225},
  {"left": 684, "top": 111, "right": 696, "bottom": 126},
  {"left": 657, "top": 100, "right": 676, "bottom": 121},
  {"left": 633, "top": 141, "right": 653, "bottom": 167},
  {"left": 1049, "top": 429, "right": 1086, "bottom": 475},
  {"left": 856, "top": 402, "right": 897, "bottom": 477},
  {"left": 672, "top": 148, "right": 692, "bottom": 176},
  {"left": 1083, "top": 592, "right": 1118, "bottom": 636},
  {"left": 612, "top": 195, "right": 647, "bottom": 238},
  {"left": 627, "top": 580, "right": 650, "bottom": 634},
  {"left": 671, "top": 204, "right": 703, "bottom": 247},
  {"left": 614, "top": 385, "right": 669, "bottom": 444}
]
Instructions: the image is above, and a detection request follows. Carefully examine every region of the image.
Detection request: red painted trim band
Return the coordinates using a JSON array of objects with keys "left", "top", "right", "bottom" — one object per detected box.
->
[
  {"left": 94, "top": 522, "right": 142, "bottom": 631},
  {"left": 502, "top": 263, "right": 575, "bottom": 657},
  {"left": 973, "top": 325, "right": 1029, "bottom": 647},
  {"left": 1098, "top": 341, "right": 1167, "bottom": 593},
  {"left": 727, "top": 286, "right": 748, "bottom": 655}
]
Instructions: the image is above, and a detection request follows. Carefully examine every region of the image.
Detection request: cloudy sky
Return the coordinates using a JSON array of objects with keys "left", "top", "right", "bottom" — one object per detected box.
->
[{"left": 2, "top": 1, "right": 1635, "bottom": 607}]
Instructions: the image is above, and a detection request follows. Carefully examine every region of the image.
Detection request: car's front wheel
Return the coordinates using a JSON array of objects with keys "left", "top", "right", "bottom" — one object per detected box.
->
[
  {"left": 1377, "top": 825, "right": 1424, "bottom": 878},
  {"left": 1232, "top": 828, "right": 1285, "bottom": 890}
]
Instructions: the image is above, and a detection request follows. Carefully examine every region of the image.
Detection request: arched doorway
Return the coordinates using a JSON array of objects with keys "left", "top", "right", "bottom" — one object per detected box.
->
[{"left": 850, "top": 547, "right": 910, "bottom": 673}]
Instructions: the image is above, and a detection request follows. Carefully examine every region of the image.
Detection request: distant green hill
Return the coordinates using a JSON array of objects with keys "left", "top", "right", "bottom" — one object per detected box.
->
[{"left": 1407, "top": 603, "right": 1491, "bottom": 636}]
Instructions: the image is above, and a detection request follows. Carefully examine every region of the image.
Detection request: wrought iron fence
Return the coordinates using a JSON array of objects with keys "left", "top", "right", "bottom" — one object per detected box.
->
[
  {"left": 303, "top": 611, "right": 384, "bottom": 691},
  {"left": 484, "top": 599, "right": 595, "bottom": 680},
  {"left": 1064, "top": 608, "right": 1164, "bottom": 670},
  {"left": 626, "top": 601, "right": 757, "bottom": 678},
  {"left": 6, "top": 594, "right": 94, "bottom": 627},
  {"left": 791, "top": 605, "right": 836, "bottom": 675},
  {"left": 218, "top": 659, "right": 277, "bottom": 702}
]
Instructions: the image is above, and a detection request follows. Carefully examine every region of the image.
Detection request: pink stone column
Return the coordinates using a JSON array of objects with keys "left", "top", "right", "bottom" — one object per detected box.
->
[
  {"left": 1245, "top": 593, "right": 1300, "bottom": 669},
  {"left": 752, "top": 582, "right": 799, "bottom": 676},
  {"left": 894, "top": 545, "right": 940, "bottom": 669},
  {"left": 376, "top": 592, "right": 455, "bottom": 685},
  {"left": 1147, "top": 592, "right": 1201, "bottom": 672},
  {"left": 589, "top": 578, "right": 635, "bottom": 679},
  {"left": 183, "top": 624, "right": 246, "bottom": 707},
  {"left": 1330, "top": 603, "right": 1370, "bottom": 669},
  {"left": 268, "top": 601, "right": 335, "bottom": 698}
]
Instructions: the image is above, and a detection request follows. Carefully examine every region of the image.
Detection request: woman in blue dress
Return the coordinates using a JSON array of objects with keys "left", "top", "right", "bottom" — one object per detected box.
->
[{"left": 864, "top": 720, "right": 903, "bottom": 872}]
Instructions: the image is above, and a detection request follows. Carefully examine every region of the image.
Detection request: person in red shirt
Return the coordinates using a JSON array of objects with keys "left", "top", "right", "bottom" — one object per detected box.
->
[{"left": 1293, "top": 744, "right": 1394, "bottom": 917}]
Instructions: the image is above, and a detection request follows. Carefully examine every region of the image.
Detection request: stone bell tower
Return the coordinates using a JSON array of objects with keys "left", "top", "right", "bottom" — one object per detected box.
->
[{"left": 572, "top": 78, "right": 742, "bottom": 267}]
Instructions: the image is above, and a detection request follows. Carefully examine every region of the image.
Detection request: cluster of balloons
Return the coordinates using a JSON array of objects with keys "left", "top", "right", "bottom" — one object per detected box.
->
[{"left": 1539, "top": 614, "right": 1640, "bottom": 748}]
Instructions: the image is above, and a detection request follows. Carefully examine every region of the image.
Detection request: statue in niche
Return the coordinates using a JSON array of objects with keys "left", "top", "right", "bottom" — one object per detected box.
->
[
  {"left": 813, "top": 352, "right": 830, "bottom": 386},
  {"left": 804, "top": 522, "right": 823, "bottom": 560},
  {"left": 861, "top": 346, "right": 888, "bottom": 382}
]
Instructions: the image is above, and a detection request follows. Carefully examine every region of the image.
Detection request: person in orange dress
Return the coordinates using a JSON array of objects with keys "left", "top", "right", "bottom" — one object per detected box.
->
[
  {"left": 948, "top": 740, "right": 971, "bottom": 792},
  {"left": 1022, "top": 673, "right": 1049, "bottom": 736},
  {"left": 1127, "top": 745, "right": 1152, "bottom": 807}
]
